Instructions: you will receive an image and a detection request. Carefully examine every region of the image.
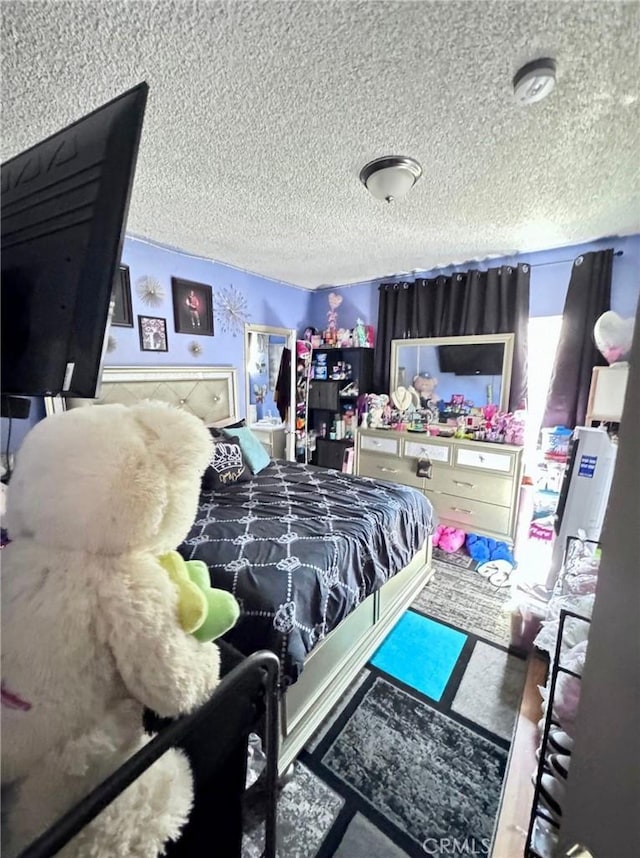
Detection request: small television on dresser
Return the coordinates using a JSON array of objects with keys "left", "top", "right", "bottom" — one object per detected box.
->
[{"left": 1, "top": 82, "right": 148, "bottom": 400}]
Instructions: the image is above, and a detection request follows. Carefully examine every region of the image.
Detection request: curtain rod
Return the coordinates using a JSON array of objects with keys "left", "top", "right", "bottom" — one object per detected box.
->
[{"left": 531, "top": 249, "right": 623, "bottom": 269}]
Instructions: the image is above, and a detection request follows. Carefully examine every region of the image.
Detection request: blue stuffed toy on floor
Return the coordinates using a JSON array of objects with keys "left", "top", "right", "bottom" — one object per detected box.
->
[{"left": 466, "top": 533, "right": 514, "bottom": 565}]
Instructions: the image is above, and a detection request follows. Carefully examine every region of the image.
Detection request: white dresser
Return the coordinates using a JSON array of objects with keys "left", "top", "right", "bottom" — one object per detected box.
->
[
  {"left": 356, "top": 428, "right": 524, "bottom": 543},
  {"left": 250, "top": 423, "right": 286, "bottom": 459}
]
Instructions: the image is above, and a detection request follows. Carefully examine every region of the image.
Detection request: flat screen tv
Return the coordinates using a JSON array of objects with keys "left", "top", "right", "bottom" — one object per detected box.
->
[
  {"left": 438, "top": 342, "right": 504, "bottom": 376},
  {"left": 1, "top": 82, "right": 148, "bottom": 398}
]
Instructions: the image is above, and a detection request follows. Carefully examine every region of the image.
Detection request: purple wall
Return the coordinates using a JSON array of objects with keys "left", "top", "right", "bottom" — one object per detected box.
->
[
  {"left": 1, "top": 236, "right": 312, "bottom": 456},
  {"left": 3, "top": 234, "right": 638, "bottom": 457},
  {"left": 308, "top": 234, "right": 640, "bottom": 333}
]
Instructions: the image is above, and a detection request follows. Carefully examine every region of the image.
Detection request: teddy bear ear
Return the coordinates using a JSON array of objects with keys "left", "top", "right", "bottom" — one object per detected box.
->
[{"left": 130, "top": 401, "right": 212, "bottom": 478}]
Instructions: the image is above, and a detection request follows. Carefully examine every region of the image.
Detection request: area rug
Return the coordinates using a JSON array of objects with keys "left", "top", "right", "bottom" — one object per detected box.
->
[
  {"left": 243, "top": 561, "right": 527, "bottom": 858},
  {"left": 322, "top": 676, "right": 508, "bottom": 849},
  {"left": 432, "top": 545, "right": 479, "bottom": 569},
  {"left": 412, "top": 558, "right": 514, "bottom": 647}
]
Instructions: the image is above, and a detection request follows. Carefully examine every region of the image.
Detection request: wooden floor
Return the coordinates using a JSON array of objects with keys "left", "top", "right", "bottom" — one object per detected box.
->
[{"left": 492, "top": 653, "right": 549, "bottom": 858}]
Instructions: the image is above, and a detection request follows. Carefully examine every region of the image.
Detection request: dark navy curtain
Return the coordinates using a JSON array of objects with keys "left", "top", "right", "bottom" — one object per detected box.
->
[
  {"left": 542, "top": 249, "right": 613, "bottom": 429},
  {"left": 373, "top": 264, "right": 530, "bottom": 411}
]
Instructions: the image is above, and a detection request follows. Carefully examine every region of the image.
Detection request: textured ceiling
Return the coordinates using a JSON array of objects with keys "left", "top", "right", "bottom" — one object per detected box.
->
[{"left": 2, "top": 1, "right": 639, "bottom": 288}]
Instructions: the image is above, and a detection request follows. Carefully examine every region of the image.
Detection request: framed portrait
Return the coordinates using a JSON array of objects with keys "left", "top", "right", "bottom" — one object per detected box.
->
[
  {"left": 112, "top": 264, "right": 133, "bottom": 327},
  {"left": 171, "top": 277, "right": 214, "bottom": 336},
  {"left": 138, "top": 315, "right": 168, "bottom": 352}
]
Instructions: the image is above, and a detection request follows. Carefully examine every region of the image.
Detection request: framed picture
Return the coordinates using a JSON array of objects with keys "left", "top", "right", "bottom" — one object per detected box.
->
[
  {"left": 112, "top": 264, "right": 133, "bottom": 327},
  {"left": 171, "top": 277, "right": 214, "bottom": 336},
  {"left": 138, "top": 315, "right": 168, "bottom": 352}
]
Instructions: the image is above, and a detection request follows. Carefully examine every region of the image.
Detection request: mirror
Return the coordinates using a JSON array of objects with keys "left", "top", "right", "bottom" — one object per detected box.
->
[
  {"left": 244, "top": 323, "right": 296, "bottom": 459},
  {"left": 390, "top": 333, "right": 514, "bottom": 421}
]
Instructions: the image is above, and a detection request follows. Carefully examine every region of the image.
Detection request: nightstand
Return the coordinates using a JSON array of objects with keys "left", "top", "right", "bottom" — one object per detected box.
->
[{"left": 250, "top": 423, "right": 286, "bottom": 459}]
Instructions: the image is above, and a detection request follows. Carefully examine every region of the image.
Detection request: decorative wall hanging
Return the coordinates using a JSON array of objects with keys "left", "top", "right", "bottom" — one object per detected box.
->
[
  {"left": 215, "top": 284, "right": 250, "bottom": 336},
  {"left": 189, "top": 341, "right": 203, "bottom": 357},
  {"left": 324, "top": 292, "right": 343, "bottom": 345},
  {"left": 106, "top": 335, "right": 117, "bottom": 353},
  {"left": 136, "top": 275, "right": 165, "bottom": 307},
  {"left": 138, "top": 315, "right": 168, "bottom": 352},
  {"left": 171, "top": 277, "right": 214, "bottom": 336},
  {"left": 111, "top": 265, "right": 133, "bottom": 327}
]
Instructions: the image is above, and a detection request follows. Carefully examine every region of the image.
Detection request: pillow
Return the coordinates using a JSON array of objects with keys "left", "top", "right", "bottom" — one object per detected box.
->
[
  {"left": 222, "top": 427, "right": 271, "bottom": 475},
  {"left": 201, "top": 435, "right": 251, "bottom": 490}
]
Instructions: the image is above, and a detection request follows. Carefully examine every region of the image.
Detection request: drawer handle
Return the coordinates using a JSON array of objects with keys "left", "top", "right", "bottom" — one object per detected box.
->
[
  {"left": 380, "top": 467, "right": 399, "bottom": 473},
  {"left": 373, "top": 440, "right": 382, "bottom": 447},
  {"left": 454, "top": 480, "right": 476, "bottom": 489},
  {"left": 451, "top": 506, "right": 473, "bottom": 514}
]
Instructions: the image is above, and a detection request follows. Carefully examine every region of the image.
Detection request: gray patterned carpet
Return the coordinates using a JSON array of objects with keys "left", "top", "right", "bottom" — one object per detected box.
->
[
  {"left": 243, "top": 558, "right": 525, "bottom": 858},
  {"left": 412, "top": 558, "right": 513, "bottom": 647}
]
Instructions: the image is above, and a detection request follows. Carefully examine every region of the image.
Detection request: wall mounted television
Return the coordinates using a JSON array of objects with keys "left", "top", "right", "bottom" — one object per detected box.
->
[{"left": 1, "top": 82, "right": 148, "bottom": 398}]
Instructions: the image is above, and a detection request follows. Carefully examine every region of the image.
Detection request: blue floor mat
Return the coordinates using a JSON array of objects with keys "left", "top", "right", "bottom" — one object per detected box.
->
[{"left": 370, "top": 611, "right": 467, "bottom": 701}]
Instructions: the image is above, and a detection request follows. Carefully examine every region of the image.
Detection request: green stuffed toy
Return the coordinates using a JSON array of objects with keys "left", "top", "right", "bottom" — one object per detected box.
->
[{"left": 159, "top": 551, "right": 240, "bottom": 642}]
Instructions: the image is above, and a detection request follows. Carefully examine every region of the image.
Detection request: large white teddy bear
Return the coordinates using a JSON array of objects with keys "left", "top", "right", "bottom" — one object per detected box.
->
[{"left": 1, "top": 401, "right": 222, "bottom": 857}]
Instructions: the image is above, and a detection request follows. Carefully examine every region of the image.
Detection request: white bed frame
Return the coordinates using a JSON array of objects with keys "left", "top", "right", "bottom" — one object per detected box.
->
[{"left": 46, "top": 365, "right": 433, "bottom": 771}]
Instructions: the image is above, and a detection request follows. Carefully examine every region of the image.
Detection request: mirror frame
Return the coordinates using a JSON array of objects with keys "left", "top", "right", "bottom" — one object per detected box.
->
[
  {"left": 244, "top": 323, "right": 296, "bottom": 460},
  {"left": 390, "top": 332, "right": 515, "bottom": 417}
]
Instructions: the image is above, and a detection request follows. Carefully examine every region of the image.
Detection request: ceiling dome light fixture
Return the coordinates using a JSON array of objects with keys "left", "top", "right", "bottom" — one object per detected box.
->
[
  {"left": 513, "top": 58, "right": 557, "bottom": 105},
  {"left": 359, "top": 155, "right": 422, "bottom": 203}
]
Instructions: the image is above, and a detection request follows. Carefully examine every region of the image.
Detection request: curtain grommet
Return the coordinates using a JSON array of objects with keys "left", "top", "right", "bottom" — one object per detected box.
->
[
  {"left": 522, "top": 264, "right": 529, "bottom": 273},
  {"left": 575, "top": 256, "right": 583, "bottom": 266}
]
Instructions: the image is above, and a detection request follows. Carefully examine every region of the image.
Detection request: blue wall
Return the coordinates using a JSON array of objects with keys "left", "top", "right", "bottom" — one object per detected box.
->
[
  {"left": 1, "top": 236, "right": 312, "bottom": 456},
  {"left": 308, "top": 234, "right": 640, "bottom": 332}
]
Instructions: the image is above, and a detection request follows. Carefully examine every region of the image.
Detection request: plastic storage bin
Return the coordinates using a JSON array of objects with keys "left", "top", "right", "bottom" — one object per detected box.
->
[{"left": 541, "top": 426, "right": 573, "bottom": 462}]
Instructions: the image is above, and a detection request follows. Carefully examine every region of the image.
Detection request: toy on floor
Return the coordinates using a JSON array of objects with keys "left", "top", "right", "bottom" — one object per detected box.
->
[
  {"left": 1, "top": 401, "right": 237, "bottom": 858},
  {"left": 466, "top": 532, "right": 514, "bottom": 565},
  {"left": 432, "top": 525, "right": 466, "bottom": 553}
]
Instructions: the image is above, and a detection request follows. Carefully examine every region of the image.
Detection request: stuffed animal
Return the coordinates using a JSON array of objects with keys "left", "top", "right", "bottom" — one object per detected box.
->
[
  {"left": 1, "top": 401, "right": 236, "bottom": 858},
  {"left": 412, "top": 372, "right": 439, "bottom": 408}
]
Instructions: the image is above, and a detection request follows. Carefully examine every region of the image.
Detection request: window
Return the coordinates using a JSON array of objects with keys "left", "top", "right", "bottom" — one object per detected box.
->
[{"left": 526, "top": 315, "right": 563, "bottom": 457}]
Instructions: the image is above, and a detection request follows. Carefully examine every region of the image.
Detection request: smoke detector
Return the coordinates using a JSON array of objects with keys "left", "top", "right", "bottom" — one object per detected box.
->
[{"left": 513, "top": 58, "right": 557, "bottom": 105}]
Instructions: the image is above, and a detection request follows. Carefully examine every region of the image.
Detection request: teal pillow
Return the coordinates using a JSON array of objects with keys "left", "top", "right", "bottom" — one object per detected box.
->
[{"left": 222, "top": 427, "right": 271, "bottom": 474}]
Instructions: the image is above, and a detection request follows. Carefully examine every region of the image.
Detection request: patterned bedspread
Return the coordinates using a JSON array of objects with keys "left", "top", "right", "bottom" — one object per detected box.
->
[{"left": 179, "top": 460, "right": 434, "bottom": 684}]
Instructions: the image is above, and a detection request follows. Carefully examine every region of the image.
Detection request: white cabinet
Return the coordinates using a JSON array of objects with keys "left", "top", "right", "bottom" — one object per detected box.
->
[
  {"left": 250, "top": 424, "right": 286, "bottom": 459},
  {"left": 586, "top": 364, "right": 628, "bottom": 425},
  {"left": 356, "top": 428, "right": 524, "bottom": 543}
]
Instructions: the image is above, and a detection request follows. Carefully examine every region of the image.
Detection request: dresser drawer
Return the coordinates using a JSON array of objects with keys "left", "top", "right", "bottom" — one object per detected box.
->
[
  {"left": 426, "top": 490, "right": 511, "bottom": 537},
  {"left": 426, "top": 469, "right": 514, "bottom": 508},
  {"left": 455, "top": 445, "right": 515, "bottom": 474},
  {"left": 359, "top": 434, "right": 400, "bottom": 456},
  {"left": 404, "top": 439, "right": 452, "bottom": 465},
  {"left": 358, "top": 451, "right": 424, "bottom": 489}
]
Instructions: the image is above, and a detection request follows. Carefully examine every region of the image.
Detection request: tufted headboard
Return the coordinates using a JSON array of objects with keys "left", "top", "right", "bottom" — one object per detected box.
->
[{"left": 44, "top": 366, "right": 239, "bottom": 425}]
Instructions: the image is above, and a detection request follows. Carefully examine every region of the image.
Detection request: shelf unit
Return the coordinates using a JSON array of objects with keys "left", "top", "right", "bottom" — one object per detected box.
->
[
  {"left": 306, "top": 347, "right": 374, "bottom": 469},
  {"left": 526, "top": 609, "right": 592, "bottom": 858}
]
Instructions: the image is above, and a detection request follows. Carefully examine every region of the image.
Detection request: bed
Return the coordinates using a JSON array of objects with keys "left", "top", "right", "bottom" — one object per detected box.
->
[{"left": 46, "top": 366, "right": 434, "bottom": 770}]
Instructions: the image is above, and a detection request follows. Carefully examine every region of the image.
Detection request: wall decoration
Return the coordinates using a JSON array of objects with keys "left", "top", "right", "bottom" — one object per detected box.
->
[
  {"left": 107, "top": 335, "right": 117, "bottom": 353},
  {"left": 171, "top": 277, "right": 214, "bottom": 336},
  {"left": 138, "top": 315, "right": 168, "bottom": 352},
  {"left": 111, "top": 264, "right": 133, "bottom": 327},
  {"left": 136, "top": 275, "right": 165, "bottom": 307},
  {"left": 215, "top": 284, "right": 251, "bottom": 336},
  {"left": 189, "top": 341, "right": 203, "bottom": 357}
]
